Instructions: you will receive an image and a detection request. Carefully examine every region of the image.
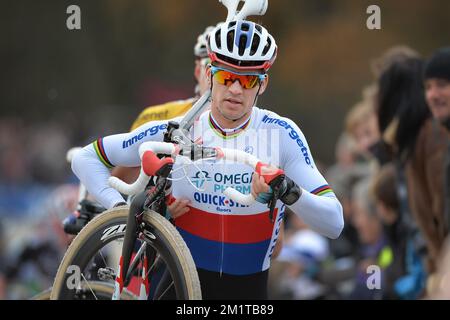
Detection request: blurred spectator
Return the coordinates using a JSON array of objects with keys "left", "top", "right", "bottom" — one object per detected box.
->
[
  {"left": 0, "top": 221, "right": 6, "bottom": 299},
  {"left": 1, "top": 184, "right": 77, "bottom": 299},
  {"left": 423, "top": 47, "right": 450, "bottom": 240},
  {"left": 427, "top": 237, "right": 450, "bottom": 299},
  {"left": 272, "top": 215, "right": 330, "bottom": 300},
  {"left": 423, "top": 47, "right": 450, "bottom": 124},
  {"left": 0, "top": 117, "right": 78, "bottom": 298},
  {"left": 361, "top": 45, "right": 422, "bottom": 165},
  {"left": 345, "top": 99, "right": 379, "bottom": 160},
  {"left": 348, "top": 178, "right": 388, "bottom": 300},
  {"left": 377, "top": 56, "right": 448, "bottom": 274},
  {"left": 371, "top": 45, "right": 421, "bottom": 80},
  {"left": 371, "top": 163, "right": 426, "bottom": 299},
  {"left": 344, "top": 46, "right": 421, "bottom": 165}
]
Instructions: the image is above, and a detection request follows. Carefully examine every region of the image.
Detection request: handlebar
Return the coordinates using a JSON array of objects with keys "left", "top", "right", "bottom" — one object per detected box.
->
[
  {"left": 220, "top": 0, "right": 268, "bottom": 22},
  {"left": 107, "top": 141, "right": 284, "bottom": 206},
  {"left": 108, "top": 142, "right": 178, "bottom": 195}
]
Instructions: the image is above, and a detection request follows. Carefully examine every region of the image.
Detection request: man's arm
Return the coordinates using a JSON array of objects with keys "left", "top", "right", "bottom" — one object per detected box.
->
[
  {"left": 282, "top": 120, "right": 343, "bottom": 239},
  {"left": 111, "top": 166, "right": 141, "bottom": 184},
  {"left": 72, "top": 119, "right": 172, "bottom": 209},
  {"left": 257, "top": 117, "right": 344, "bottom": 239}
]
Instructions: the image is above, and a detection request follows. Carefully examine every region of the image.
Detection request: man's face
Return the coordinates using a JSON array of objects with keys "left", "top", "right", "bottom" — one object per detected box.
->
[
  {"left": 425, "top": 78, "right": 450, "bottom": 122},
  {"left": 207, "top": 63, "right": 268, "bottom": 123}
]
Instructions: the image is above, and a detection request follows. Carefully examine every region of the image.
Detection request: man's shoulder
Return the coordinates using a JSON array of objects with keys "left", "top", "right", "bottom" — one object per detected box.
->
[
  {"left": 255, "top": 107, "right": 299, "bottom": 130},
  {"left": 254, "top": 107, "right": 313, "bottom": 165},
  {"left": 130, "top": 98, "right": 195, "bottom": 131}
]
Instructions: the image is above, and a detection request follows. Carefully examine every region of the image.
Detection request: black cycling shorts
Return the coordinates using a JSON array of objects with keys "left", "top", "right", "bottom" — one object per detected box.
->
[{"left": 197, "top": 268, "right": 269, "bottom": 300}]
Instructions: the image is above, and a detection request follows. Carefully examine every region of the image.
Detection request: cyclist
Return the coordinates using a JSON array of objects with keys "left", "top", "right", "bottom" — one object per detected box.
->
[
  {"left": 72, "top": 20, "right": 344, "bottom": 299},
  {"left": 60, "top": 23, "right": 287, "bottom": 258}
]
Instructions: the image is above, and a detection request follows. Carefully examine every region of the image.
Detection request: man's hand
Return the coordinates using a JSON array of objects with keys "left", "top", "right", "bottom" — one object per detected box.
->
[
  {"left": 251, "top": 172, "right": 272, "bottom": 203},
  {"left": 251, "top": 172, "right": 302, "bottom": 205},
  {"left": 167, "top": 198, "right": 191, "bottom": 219}
]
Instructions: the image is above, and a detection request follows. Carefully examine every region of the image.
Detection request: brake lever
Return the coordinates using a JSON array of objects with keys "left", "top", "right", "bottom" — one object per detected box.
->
[{"left": 267, "top": 175, "right": 285, "bottom": 222}]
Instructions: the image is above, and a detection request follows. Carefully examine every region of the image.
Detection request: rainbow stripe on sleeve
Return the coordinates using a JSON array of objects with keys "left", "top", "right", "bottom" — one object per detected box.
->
[
  {"left": 310, "top": 185, "right": 334, "bottom": 196},
  {"left": 93, "top": 138, "right": 114, "bottom": 168}
]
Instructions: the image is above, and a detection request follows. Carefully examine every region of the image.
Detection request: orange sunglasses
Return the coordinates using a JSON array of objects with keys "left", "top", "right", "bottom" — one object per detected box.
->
[{"left": 210, "top": 65, "right": 267, "bottom": 89}]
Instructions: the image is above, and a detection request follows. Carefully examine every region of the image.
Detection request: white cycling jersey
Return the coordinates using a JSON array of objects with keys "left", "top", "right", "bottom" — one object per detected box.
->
[{"left": 72, "top": 106, "right": 343, "bottom": 275}]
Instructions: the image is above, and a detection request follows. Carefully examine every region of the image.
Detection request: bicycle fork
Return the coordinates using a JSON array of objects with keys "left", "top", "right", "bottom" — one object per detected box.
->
[{"left": 112, "top": 192, "right": 147, "bottom": 300}]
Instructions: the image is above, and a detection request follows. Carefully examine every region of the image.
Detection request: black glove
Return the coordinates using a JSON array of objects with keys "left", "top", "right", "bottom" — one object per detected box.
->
[{"left": 274, "top": 176, "right": 302, "bottom": 205}]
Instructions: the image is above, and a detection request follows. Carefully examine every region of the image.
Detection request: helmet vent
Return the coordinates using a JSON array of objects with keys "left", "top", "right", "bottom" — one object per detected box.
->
[
  {"left": 262, "top": 37, "right": 271, "bottom": 56},
  {"left": 215, "top": 30, "right": 222, "bottom": 50},
  {"left": 227, "top": 30, "right": 235, "bottom": 53},
  {"left": 251, "top": 34, "right": 260, "bottom": 56},
  {"left": 238, "top": 35, "right": 248, "bottom": 56}
]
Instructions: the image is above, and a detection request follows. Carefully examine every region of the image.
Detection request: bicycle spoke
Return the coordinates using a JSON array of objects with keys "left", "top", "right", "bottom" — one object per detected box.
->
[
  {"left": 80, "top": 273, "right": 99, "bottom": 300},
  {"left": 98, "top": 249, "right": 108, "bottom": 268},
  {"left": 146, "top": 253, "right": 161, "bottom": 278},
  {"left": 156, "top": 281, "right": 174, "bottom": 300}
]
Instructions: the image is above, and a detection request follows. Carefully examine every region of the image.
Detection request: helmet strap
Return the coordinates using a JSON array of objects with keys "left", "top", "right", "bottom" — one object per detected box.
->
[{"left": 252, "top": 83, "right": 262, "bottom": 108}]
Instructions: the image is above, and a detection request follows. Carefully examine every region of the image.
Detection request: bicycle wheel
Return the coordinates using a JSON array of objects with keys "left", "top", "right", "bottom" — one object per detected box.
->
[
  {"left": 32, "top": 281, "right": 137, "bottom": 300},
  {"left": 50, "top": 206, "right": 201, "bottom": 300}
]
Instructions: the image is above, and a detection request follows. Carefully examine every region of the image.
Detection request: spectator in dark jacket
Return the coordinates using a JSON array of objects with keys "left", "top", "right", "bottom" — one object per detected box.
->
[{"left": 371, "top": 163, "right": 426, "bottom": 299}]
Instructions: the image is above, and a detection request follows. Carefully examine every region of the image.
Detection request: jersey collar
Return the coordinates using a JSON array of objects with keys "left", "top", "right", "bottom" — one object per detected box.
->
[{"left": 208, "top": 110, "right": 252, "bottom": 139}]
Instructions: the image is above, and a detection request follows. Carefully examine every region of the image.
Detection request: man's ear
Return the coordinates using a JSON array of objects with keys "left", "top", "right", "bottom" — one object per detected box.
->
[{"left": 258, "top": 74, "right": 269, "bottom": 95}]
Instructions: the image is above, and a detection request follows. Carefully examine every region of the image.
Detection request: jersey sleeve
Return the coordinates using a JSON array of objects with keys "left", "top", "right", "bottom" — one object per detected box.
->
[
  {"left": 278, "top": 117, "right": 344, "bottom": 239},
  {"left": 72, "top": 118, "right": 181, "bottom": 209}
]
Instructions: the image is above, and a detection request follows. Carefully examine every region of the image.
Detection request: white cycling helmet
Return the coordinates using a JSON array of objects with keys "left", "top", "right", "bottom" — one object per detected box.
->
[
  {"left": 194, "top": 26, "right": 216, "bottom": 59},
  {"left": 207, "top": 20, "right": 277, "bottom": 72}
]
